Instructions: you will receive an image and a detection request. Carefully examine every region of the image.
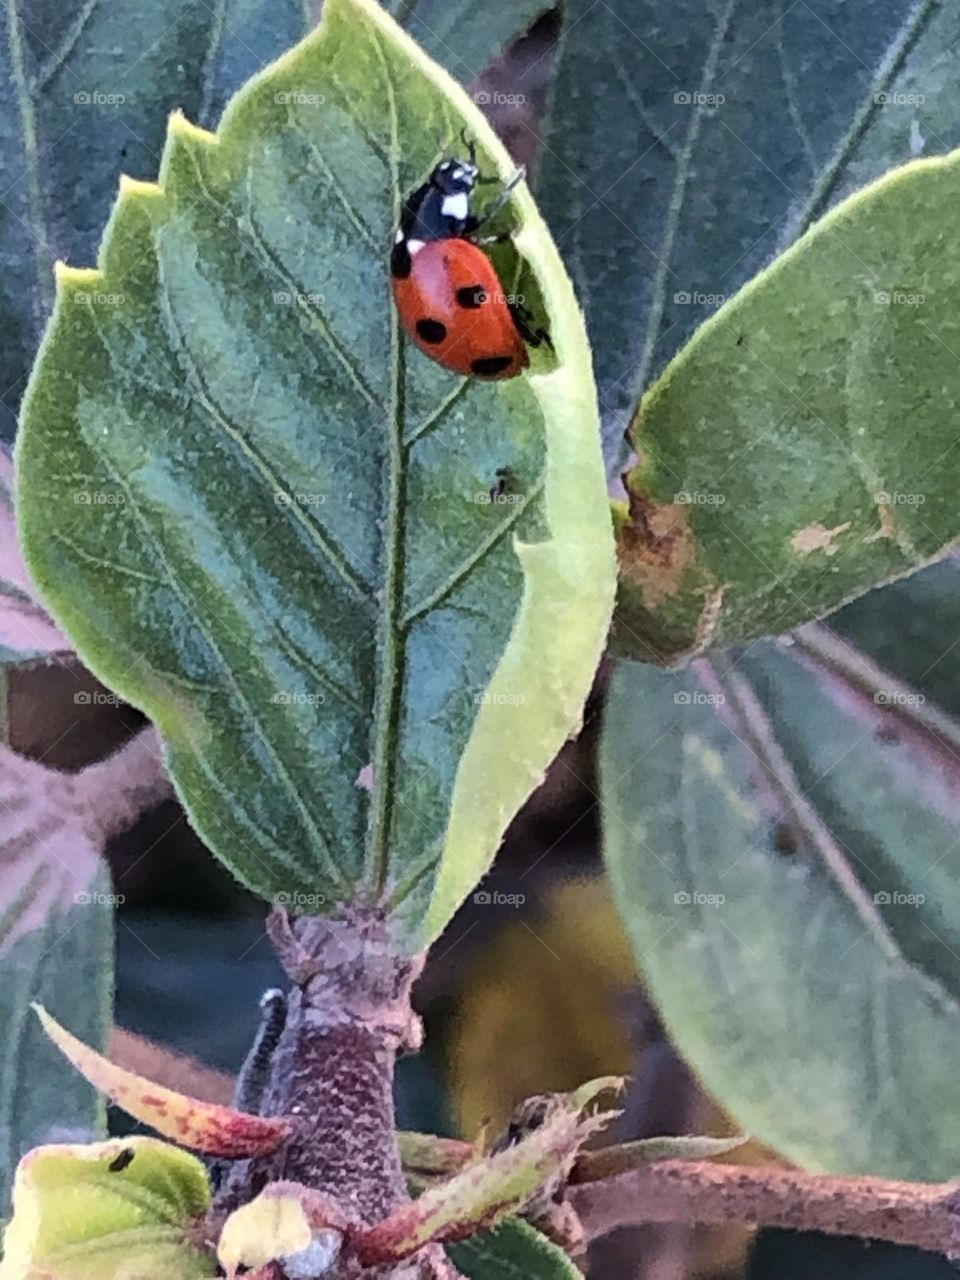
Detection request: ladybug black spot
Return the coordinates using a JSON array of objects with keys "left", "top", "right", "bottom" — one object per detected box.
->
[
  {"left": 416, "top": 318, "right": 448, "bottom": 344},
  {"left": 390, "top": 240, "right": 412, "bottom": 278},
  {"left": 471, "top": 355, "right": 513, "bottom": 377},
  {"left": 457, "top": 284, "right": 487, "bottom": 309}
]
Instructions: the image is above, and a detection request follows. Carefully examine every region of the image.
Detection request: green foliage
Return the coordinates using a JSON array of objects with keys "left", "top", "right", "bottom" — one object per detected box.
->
[
  {"left": 0, "top": 867, "right": 111, "bottom": 1219},
  {"left": 536, "top": 0, "right": 960, "bottom": 466},
  {"left": 449, "top": 1218, "right": 583, "bottom": 1280},
  {"left": 0, "top": 1137, "right": 214, "bottom": 1279},
  {"left": 0, "top": 0, "right": 308, "bottom": 439},
  {"left": 387, "top": 0, "right": 549, "bottom": 84},
  {"left": 603, "top": 643, "right": 960, "bottom": 1179},
  {"left": 17, "top": 0, "right": 614, "bottom": 952}
]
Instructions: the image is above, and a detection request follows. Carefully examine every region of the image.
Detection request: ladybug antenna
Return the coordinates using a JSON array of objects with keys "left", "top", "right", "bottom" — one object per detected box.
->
[{"left": 459, "top": 127, "right": 477, "bottom": 168}]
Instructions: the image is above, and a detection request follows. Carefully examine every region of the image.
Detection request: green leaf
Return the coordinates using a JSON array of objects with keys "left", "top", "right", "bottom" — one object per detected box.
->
[
  {"left": 448, "top": 1217, "right": 583, "bottom": 1280},
  {"left": 535, "top": 0, "right": 960, "bottom": 466},
  {"left": 0, "top": 1137, "right": 215, "bottom": 1279},
  {"left": 0, "top": 0, "right": 309, "bottom": 440},
  {"left": 0, "top": 753, "right": 113, "bottom": 1217},
  {"left": 603, "top": 649, "right": 960, "bottom": 1179},
  {"left": 614, "top": 148, "right": 960, "bottom": 661},
  {"left": 17, "top": 0, "right": 614, "bottom": 952},
  {"left": 387, "top": 0, "right": 549, "bottom": 84}
]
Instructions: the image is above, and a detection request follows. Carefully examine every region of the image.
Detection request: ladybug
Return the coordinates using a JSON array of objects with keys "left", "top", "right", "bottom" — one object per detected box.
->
[{"left": 390, "top": 142, "right": 542, "bottom": 380}]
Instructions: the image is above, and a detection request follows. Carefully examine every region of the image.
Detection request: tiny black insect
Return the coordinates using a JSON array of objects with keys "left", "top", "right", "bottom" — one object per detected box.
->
[{"left": 108, "top": 1148, "right": 135, "bottom": 1173}]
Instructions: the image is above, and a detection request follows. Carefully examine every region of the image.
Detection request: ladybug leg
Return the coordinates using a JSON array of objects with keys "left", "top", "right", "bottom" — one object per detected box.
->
[
  {"left": 472, "top": 165, "right": 527, "bottom": 229},
  {"left": 509, "top": 300, "right": 553, "bottom": 351}
]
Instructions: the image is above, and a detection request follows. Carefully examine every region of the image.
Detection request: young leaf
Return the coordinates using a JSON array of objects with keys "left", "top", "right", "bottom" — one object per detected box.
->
[
  {"left": 603, "top": 650, "right": 960, "bottom": 1180},
  {"left": 35, "top": 1005, "right": 291, "bottom": 1159},
  {"left": 0, "top": 0, "right": 308, "bottom": 440},
  {"left": 615, "top": 148, "right": 960, "bottom": 660},
  {"left": 536, "top": 0, "right": 960, "bottom": 468},
  {"left": 0, "top": 1137, "right": 215, "bottom": 1280},
  {"left": 448, "top": 1217, "right": 584, "bottom": 1280},
  {"left": 357, "top": 1098, "right": 612, "bottom": 1260},
  {"left": 17, "top": 0, "right": 614, "bottom": 952}
]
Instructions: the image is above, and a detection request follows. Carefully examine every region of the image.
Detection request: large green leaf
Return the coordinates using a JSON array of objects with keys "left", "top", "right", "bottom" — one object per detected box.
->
[
  {"left": 0, "top": 0, "right": 309, "bottom": 441},
  {"left": 17, "top": 0, "right": 614, "bottom": 952},
  {"left": 603, "top": 644, "right": 960, "bottom": 1179},
  {"left": 536, "top": 0, "right": 960, "bottom": 466},
  {"left": 614, "top": 148, "right": 960, "bottom": 661}
]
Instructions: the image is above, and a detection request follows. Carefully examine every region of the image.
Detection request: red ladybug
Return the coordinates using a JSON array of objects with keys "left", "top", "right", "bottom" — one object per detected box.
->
[{"left": 390, "top": 144, "right": 542, "bottom": 380}]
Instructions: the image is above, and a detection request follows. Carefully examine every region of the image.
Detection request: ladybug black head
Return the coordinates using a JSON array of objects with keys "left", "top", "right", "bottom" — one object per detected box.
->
[{"left": 430, "top": 156, "right": 479, "bottom": 197}]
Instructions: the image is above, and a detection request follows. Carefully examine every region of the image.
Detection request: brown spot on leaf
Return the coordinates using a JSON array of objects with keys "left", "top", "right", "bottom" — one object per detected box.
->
[
  {"left": 790, "top": 521, "right": 851, "bottom": 557},
  {"left": 617, "top": 492, "right": 698, "bottom": 608},
  {"left": 865, "top": 502, "right": 897, "bottom": 543}
]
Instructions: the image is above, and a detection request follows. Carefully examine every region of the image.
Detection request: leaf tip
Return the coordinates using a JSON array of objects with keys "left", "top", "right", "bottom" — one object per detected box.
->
[
  {"left": 118, "top": 173, "right": 163, "bottom": 201},
  {"left": 168, "top": 108, "right": 218, "bottom": 148},
  {"left": 53, "top": 262, "right": 102, "bottom": 292}
]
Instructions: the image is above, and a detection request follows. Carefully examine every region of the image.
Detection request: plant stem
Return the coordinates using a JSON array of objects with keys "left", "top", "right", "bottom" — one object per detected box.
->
[
  {"left": 213, "top": 906, "right": 459, "bottom": 1276},
  {"left": 570, "top": 1159, "right": 960, "bottom": 1257}
]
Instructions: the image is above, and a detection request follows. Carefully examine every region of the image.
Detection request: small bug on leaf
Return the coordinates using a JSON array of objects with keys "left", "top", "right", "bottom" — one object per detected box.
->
[
  {"left": 390, "top": 137, "right": 546, "bottom": 380},
  {"left": 108, "top": 1147, "right": 135, "bottom": 1173}
]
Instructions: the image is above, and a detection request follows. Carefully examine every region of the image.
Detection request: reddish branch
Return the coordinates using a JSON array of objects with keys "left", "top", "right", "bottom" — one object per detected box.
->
[{"left": 569, "top": 1159, "right": 960, "bottom": 1258}]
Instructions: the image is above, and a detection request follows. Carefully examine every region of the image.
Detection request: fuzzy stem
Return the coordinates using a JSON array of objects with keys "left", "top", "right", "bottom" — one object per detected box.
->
[
  {"left": 211, "top": 908, "right": 464, "bottom": 1275},
  {"left": 570, "top": 1159, "right": 960, "bottom": 1257}
]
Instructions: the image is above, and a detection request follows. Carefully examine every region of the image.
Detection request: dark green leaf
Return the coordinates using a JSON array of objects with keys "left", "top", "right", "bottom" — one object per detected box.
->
[
  {"left": 536, "top": 0, "right": 959, "bottom": 466},
  {"left": 0, "top": 797, "right": 112, "bottom": 1216},
  {"left": 387, "top": 0, "right": 549, "bottom": 84},
  {"left": 0, "top": 0, "right": 309, "bottom": 438},
  {"left": 603, "top": 646, "right": 960, "bottom": 1179},
  {"left": 17, "top": 0, "right": 614, "bottom": 952},
  {"left": 448, "top": 1217, "right": 583, "bottom": 1280}
]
